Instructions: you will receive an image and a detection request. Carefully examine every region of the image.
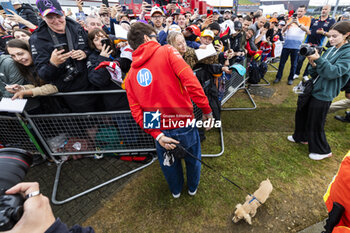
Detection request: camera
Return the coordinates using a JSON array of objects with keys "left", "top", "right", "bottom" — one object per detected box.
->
[
  {"left": 299, "top": 44, "right": 323, "bottom": 57},
  {"left": 0, "top": 148, "right": 33, "bottom": 231},
  {"left": 63, "top": 63, "right": 80, "bottom": 82},
  {"left": 293, "top": 13, "right": 297, "bottom": 18}
]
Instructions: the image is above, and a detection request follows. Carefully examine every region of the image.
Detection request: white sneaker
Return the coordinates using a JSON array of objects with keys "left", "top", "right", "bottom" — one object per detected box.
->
[
  {"left": 309, "top": 152, "right": 332, "bottom": 161},
  {"left": 287, "top": 135, "right": 295, "bottom": 142},
  {"left": 293, "top": 74, "right": 299, "bottom": 80},
  {"left": 287, "top": 135, "right": 308, "bottom": 144},
  {"left": 172, "top": 193, "right": 181, "bottom": 198},
  {"left": 188, "top": 189, "right": 197, "bottom": 196}
]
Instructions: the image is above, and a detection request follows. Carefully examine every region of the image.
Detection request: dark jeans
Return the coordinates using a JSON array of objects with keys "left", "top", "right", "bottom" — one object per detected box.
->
[
  {"left": 295, "top": 55, "right": 310, "bottom": 77},
  {"left": 275, "top": 48, "right": 299, "bottom": 81},
  {"left": 156, "top": 126, "right": 201, "bottom": 195},
  {"left": 293, "top": 96, "right": 332, "bottom": 154}
]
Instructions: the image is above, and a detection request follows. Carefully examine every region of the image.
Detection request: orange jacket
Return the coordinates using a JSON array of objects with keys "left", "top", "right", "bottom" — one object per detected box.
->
[{"left": 324, "top": 151, "right": 350, "bottom": 228}]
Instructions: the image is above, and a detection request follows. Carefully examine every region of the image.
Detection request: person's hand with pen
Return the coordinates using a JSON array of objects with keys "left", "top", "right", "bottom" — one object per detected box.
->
[{"left": 4, "top": 83, "right": 29, "bottom": 100}]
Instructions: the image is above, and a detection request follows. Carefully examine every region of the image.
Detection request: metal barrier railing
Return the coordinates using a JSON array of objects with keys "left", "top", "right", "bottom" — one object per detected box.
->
[
  {"left": 23, "top": 90, "right": 157, "bottom": 204},
  {"left": 0, "top": 114, "right": 45, "bottom": 156},
  {"left": 221, "top": 59, "right": 257, "bottom": 111}
]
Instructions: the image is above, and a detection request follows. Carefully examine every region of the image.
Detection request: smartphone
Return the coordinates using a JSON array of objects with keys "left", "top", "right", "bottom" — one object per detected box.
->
[
  {"left": 122, "top": 5, "right": 127, "bottom": 12},
  {"left": 0, "top": 2, "right": 16, "bottom": 15},
  {"left": 213, "top": 38, "right": 220, "bottom": 46},
  {"left": 101, "top": 38, "right": 111, "bottom": 48},
  {"left": 54, "top": 43, "right": 69, "bottom": 53},
  {"left": 207, "top": 9, "right": 213, "bottom": 17},
  {"left": 102, "top": 0, "right": 109, "bottom": 7},
  {"left": 75, "top": 12, "right": 86, "bottom": 21}
]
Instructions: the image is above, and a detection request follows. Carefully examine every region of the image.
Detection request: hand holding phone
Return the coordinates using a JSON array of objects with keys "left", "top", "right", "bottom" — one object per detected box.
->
[
  {"left": 53, "top": 43, "right": 69, "bottom": 53},
  {"left": 207, "top": 9, "right": 213, "bottom": 17}
]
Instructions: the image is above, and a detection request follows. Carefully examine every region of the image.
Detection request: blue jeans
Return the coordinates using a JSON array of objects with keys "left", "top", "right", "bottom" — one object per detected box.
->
[
  {"left": 156, "top": 126, "right": 201, "bottom": 195},
  {"left": 275, "top": 48, "right": 299, "bottom": 81}
]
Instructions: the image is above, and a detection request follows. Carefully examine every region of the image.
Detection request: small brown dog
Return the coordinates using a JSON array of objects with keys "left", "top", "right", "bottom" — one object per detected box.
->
[{"left": 232, "top": 178, "right": 273, "bottom": 225}]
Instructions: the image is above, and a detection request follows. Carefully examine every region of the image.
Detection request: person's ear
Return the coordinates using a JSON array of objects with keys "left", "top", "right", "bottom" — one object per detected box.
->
[{"left": 144, "top": 34, "right": 150, "bottom": 43}]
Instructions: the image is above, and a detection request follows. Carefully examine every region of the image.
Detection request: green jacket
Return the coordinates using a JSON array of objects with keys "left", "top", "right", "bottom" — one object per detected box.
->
[
  {"left": 0, "top": 55, "right": 25, "bottom": 97},
  {"left": 308, "top": 43, "right": 350, "bottom": 102}
]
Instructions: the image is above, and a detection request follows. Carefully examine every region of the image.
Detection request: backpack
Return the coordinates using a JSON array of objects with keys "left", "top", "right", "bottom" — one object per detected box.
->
[{"left": 248, "top": 60, "right": 268, "bottom": 84}]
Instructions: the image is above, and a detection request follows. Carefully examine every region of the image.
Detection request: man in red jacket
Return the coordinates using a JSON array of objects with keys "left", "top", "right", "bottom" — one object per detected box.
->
[{"left": 126, "top": 22, "right": 213, "bottom": 198}]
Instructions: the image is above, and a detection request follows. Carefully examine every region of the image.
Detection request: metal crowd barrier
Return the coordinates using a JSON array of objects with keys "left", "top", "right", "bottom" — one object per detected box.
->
[
  {"left": 23, "top": 90, "right": 157, "bottom": 204},
  {"left": 0, "top": 113, "right": 45, "bottom": 155},
  {"left": 221, "top": 59, "right": 257, "bottom": 111}
]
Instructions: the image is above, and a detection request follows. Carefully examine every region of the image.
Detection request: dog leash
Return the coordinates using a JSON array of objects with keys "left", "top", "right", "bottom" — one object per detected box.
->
[{"left": 170, "top": 144, "right": 263, "bottom": 205}]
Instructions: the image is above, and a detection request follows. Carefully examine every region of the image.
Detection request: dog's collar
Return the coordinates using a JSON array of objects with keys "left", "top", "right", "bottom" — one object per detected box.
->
[{"left": 248, "top": 195, "right": 263, "bottom": 205}]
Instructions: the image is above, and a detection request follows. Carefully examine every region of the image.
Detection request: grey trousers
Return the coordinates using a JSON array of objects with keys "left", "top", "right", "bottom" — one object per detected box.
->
[{"left": 329, "top": 98, "right": 350, "bottom": 113}]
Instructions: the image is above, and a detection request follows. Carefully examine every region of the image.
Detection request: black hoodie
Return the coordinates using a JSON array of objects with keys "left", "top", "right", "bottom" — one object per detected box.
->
[{"left": 17, "top": 4, "right": 38, "bottom": 26}]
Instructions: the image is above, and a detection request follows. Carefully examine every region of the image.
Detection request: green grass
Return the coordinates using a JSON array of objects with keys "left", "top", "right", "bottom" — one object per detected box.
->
[
  {"left": 238, "top": 0, "right": 256, "bottom": 5},
  {"left": 84, "top": 59, "right": 350, "bottom": 232}
]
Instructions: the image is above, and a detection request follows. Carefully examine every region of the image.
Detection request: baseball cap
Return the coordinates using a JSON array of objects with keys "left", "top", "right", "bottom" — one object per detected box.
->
[
  {"left": 11, "top": 0, "right": 21, "bottom": 5},
  {"left": 186, "top": 24, "right": 201, "bottom": 37},
  {"left": 278, "top": 20, "right": 286, "bottom": 26},
  {"left": 234, "top": 21, "right": 242, "bottom": 30},
  {"left": 169, "top": 24, "right": 181, "bottom": 33},
  {"left": 270, "top": 17, "right": 278, "bottom": 23},
  {"left": 151, "top": 7, "right": 164, "bottom": 17},
  {"left": 36, "top": 0, "right": 63, "bottom": 17},
  {"left": 213, "top": 9, "right": 219, "bottom": 15},
  {"left": 200, "top": 29, "right": 214, "bottom": 39},
  {"left": 171, "top": 9, "right": 181, "bottom": 16},
  {"left": 224, "top": 9, "right": 232, "bottom": 14}
]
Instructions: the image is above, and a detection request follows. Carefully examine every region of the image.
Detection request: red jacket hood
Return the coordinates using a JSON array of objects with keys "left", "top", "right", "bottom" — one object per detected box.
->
[{"left": 131, "top": 41, "right": 160, "bottom": 69}]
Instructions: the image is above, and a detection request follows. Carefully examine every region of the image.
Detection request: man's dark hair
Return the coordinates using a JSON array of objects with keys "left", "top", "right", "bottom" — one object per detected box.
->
[
  {"left": 298, "top": 5, "right": 307, "bottom": 10},
  {"left": 127, "top": 22, "right": 157, "bottom": 50},
  {"left": 243, "top": 15, "right": 252, "bottom": 21}
]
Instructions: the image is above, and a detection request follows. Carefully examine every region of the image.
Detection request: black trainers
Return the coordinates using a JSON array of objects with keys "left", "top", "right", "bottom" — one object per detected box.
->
[{"left": 334, "top": 112, "right": 350, "bottom": 123}]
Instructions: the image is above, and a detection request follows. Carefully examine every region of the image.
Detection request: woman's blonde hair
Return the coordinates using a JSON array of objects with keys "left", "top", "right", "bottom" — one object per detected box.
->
[{"left": 167, "top": 31, "right": 184, "bottom": 47}]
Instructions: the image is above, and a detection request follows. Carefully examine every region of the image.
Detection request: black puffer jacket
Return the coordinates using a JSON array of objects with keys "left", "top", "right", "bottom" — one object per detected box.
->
[
  {"left": 16, "top": 4, "right": 38, "bottom": 25},
  {"left": 87, "top": 50, "right": 129, "bottom": 111},
  {"left": 29, "top": 17, "right": 97, "bottom": 113}
]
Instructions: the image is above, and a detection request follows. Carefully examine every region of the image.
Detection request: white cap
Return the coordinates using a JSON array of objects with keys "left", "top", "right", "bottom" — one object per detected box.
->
[
  {"left": 150, "top": 7, "right": 164, "bottom": 16},
  {"left": 169, "top": 24, "right": 181, "bottom": 33},
  {"left": 11, "top": 0, "right": 21, "bottom": 5}
]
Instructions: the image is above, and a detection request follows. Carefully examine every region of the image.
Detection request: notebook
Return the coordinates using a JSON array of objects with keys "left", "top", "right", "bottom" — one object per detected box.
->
[
  {"left": 0, "top": 97, "right": 27, "bottom": 113},
  {"left": 195, "top": 44, "right": 217, "bottom": 61}
]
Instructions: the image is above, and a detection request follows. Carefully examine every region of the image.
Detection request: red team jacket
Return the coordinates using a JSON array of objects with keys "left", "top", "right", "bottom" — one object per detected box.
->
[{"left": 125, "top": 41, "right": 212, "bottom": 139}]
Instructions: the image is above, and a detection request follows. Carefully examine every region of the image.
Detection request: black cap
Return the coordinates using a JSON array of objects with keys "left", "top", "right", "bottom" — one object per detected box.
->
[
  {"left": 208, "top": 22, "right": 220, "bottom": 32},
  {"left": 36, "top": 0, "right": 63, "bottom": 16},
  {"left": 234, "top": 21, "right": 242, "bottom": 30}
]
